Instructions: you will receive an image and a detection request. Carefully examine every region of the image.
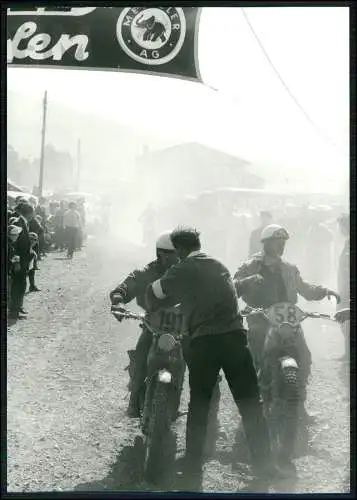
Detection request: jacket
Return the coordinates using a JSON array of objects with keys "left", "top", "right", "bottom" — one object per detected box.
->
[
  {"left": 110, "top": 261, "right": 183, "bottom": 333},
  {"left": 13, "top": 216, "right": 32, "bottom": 272},
  {"left": 149, "top": 252, "right": 244, "bottom": 340},
  {"left": 234, "top": 252, "right": 328, "bottom": 308}
]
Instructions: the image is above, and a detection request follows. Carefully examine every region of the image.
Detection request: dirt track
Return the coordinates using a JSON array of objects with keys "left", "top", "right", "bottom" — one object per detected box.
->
[{"left": 7, "top": 238, "right": 350, "bottom": 493}]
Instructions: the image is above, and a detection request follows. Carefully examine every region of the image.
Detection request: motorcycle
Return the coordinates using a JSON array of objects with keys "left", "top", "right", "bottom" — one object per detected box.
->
[
  {"left": 111, "top": 305, "right": 186, "bottom": 482},
  {"left": 241, "top": 302, "right": 347, "bottom": 465},
  {"left": 111, "top": 305, "right": 222, "bottom": 481}
]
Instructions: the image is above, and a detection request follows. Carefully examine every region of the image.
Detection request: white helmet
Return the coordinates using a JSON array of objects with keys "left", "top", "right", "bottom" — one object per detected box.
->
[
  {"left": 156, "top": 231, "right": 175, "bottom": 251},
  {"left": 261, "top": 224, "right": 290, "bottom": 242}
]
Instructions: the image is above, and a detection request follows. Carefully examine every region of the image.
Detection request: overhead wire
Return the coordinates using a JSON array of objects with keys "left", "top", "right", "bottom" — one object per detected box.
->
[{"left": 240, "top": 7, "right": 346, "bottom": 157}]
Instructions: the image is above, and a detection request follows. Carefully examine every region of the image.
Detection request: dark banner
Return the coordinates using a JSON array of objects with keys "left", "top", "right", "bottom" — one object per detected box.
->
[{"left": 7, "top": 6, "right": 201, "bottom": 81}]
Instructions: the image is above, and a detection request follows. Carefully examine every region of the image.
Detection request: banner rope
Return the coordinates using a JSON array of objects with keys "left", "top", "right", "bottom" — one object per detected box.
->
[{"left": 240, "top": 7, "right": 346, "bottom": 156}]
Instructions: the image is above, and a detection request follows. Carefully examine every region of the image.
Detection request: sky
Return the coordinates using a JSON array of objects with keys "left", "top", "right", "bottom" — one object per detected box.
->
[{"left": 7, "top": 6, "right": 349, "bottom": 194}]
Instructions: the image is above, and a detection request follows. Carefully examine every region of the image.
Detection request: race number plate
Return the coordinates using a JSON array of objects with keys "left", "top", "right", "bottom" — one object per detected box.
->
[
  {"left": 266, "top": 303, "right": 304, "bottom": 328},
  {"left": 148, "top": 305, "right": 186, "bottom": 337}
]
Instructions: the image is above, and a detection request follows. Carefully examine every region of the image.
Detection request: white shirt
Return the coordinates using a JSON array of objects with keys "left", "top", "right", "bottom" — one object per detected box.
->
[{"left": 63, "top": 209, "right": 81, "bottom": 228}]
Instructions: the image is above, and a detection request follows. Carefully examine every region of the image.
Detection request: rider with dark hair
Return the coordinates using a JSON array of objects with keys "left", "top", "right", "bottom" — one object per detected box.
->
[
  {"left": 146, "top": 226, "right": 282, "bottom": 489},
  {"left": 170, "top": 226, "right": 201, "bottom": 254}
]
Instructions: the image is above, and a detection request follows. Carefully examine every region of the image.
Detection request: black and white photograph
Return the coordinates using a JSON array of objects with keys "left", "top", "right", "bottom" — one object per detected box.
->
[{"left": 5, "top": 4, "right": 350, "bottom": 494}]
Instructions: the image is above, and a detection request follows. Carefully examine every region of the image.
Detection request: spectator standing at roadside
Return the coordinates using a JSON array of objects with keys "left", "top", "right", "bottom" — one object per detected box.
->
[
  {"left": 29, "top": 215, "right": 45, "bottom": 259},
  {"left": 249, "top": 211, "right": 273, "bottom": 257},
  {"left": 9, "top": 202, "right": 34, "bottom": 319},
  {"left": 28, "top": 233, "right": 40, "bottom": 292},
  {"left": 49, "top": 201, "right": 58, "bottom": 217},
  {"left": 63, "top": 202, "right": 82, "bottom": 259},
  {"left": 8, "top": 225, "right": 22, "bottom": 306},
  {"left": 53, "top": 201, "right": 67, "bottom": 251}
]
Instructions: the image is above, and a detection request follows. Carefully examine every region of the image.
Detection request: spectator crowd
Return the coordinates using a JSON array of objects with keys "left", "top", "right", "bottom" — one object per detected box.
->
[{"left": 7, "top": 195, "right": 86, "bottom": 321}]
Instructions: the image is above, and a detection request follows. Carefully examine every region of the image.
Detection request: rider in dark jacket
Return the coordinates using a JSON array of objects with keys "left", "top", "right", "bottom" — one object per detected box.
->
[{"left": 110, "top": 231, "right": 179, "bottom": 417}]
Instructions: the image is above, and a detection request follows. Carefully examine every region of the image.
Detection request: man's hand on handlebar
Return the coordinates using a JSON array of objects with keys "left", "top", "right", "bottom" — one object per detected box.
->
[{"left": 111, "top": 304, "right": 127, "bottom": 322}]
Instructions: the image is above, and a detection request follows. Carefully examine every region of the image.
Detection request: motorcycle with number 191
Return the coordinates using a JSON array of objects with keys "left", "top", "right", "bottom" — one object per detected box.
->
[{"left": 112, "top": 304, "right": 186, "bottom": 483}]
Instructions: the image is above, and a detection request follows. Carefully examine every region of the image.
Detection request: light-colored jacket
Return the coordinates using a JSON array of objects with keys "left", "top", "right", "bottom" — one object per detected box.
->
[
  {"left": 234, "top": 252, "right": 327, "bottom": 308},
  {"left": 63, "top": 209, "right": 82, "bottom": 228}
]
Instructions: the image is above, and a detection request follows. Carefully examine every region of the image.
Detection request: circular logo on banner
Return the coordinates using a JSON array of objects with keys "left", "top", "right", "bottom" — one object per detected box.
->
[{"left": 116, "top": 7, "right": 186, "bottom": 66}]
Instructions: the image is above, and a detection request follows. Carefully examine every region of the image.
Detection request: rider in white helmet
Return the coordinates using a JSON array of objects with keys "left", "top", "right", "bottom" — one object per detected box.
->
[
  {"left": 234, "top": 223, "right": 340, "bottom": 424},
  {"left": 109, "top": 231, "right": 180, "bottom": 417}
]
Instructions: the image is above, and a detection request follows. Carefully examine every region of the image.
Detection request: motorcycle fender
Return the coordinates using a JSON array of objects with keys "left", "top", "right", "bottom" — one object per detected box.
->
[
  {"left": 157, "top": 369, "right": 172, "bottom": 384},
  {"left": 280, "top": 357, "right": 298, "bottom": 370}
]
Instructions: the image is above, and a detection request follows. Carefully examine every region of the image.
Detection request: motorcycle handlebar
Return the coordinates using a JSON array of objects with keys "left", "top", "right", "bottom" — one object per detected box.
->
[
  {"left": 303, "top": 312, "right": 332, "bottom": 320},
  {"left": 241, "top": 307, "right": 335, "bottom": 322},
  {"left": 111, "top": 306, "right": 185, "bottom": 339}
]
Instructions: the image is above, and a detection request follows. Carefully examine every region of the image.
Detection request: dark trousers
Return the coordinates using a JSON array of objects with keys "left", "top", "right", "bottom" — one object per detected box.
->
[
  {"left": 65, "top": 227, "right": 78, "bottom": 258},
  {"left": 39, "top": 233, "right": 46, "bottom": 255},
  {"left": 185, "top": 331, "right": 271, "bottom": 472},
  {"left": 132, "top": 328, "right": 153, "bottom": 392},
  {"left": 28, "top": 269, "right": 36, "bottom": 289},
  {"left": 55, "top": 227, "right": 65, "bottom": 249},
  {"left": 10, "top": 271, "right": 27, "bottom": 314}
]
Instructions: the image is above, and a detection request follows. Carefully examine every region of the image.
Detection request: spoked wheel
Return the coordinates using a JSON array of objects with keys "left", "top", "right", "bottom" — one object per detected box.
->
[
  {"left": 268, "top": 367, "right": 300, "bottom": 468},
  {"left": 277, "top": 368, "right": 300, "bottom": 468},
  {"left": 143, "top": 381, "right": 172, "bottom": 484}
]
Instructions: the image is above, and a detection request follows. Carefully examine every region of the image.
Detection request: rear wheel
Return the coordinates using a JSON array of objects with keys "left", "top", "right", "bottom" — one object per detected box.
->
[{"left": 143, "top": 381, "right": 172, "bottom": 483}]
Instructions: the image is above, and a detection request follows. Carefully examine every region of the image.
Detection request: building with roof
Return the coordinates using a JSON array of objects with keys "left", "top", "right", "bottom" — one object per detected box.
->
[{"left": 135, "top": 142, "right": 265, "bottom": 200}]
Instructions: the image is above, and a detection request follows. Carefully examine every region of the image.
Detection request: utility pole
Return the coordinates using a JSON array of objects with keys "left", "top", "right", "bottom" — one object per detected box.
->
[{"left": 38, "top": 90, "right": 48, "bottom": 198}]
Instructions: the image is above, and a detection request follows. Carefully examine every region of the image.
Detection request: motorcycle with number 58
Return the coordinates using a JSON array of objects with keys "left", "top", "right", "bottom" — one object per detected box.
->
[{"left": 241, "top": 302, "right": 348, "bottom": 467}]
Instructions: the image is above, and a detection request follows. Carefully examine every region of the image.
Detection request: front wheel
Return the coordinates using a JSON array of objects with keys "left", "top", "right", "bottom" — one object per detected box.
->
[
  {"left": 143, "top": 380, "right": 172, "bottom": 483},
  {"left": 269, "top": 365, "right": 300, "bottom": 463}
]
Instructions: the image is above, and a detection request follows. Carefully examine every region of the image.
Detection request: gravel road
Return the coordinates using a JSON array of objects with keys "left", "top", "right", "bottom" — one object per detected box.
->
[{"left": 7, "top": 238, "right": 350, "bottom": 493}]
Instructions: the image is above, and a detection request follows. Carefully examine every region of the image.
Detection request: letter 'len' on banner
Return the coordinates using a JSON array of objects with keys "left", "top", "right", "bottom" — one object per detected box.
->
[{"left": 7, "top": 6, "right": 202, "bottom": 82}]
